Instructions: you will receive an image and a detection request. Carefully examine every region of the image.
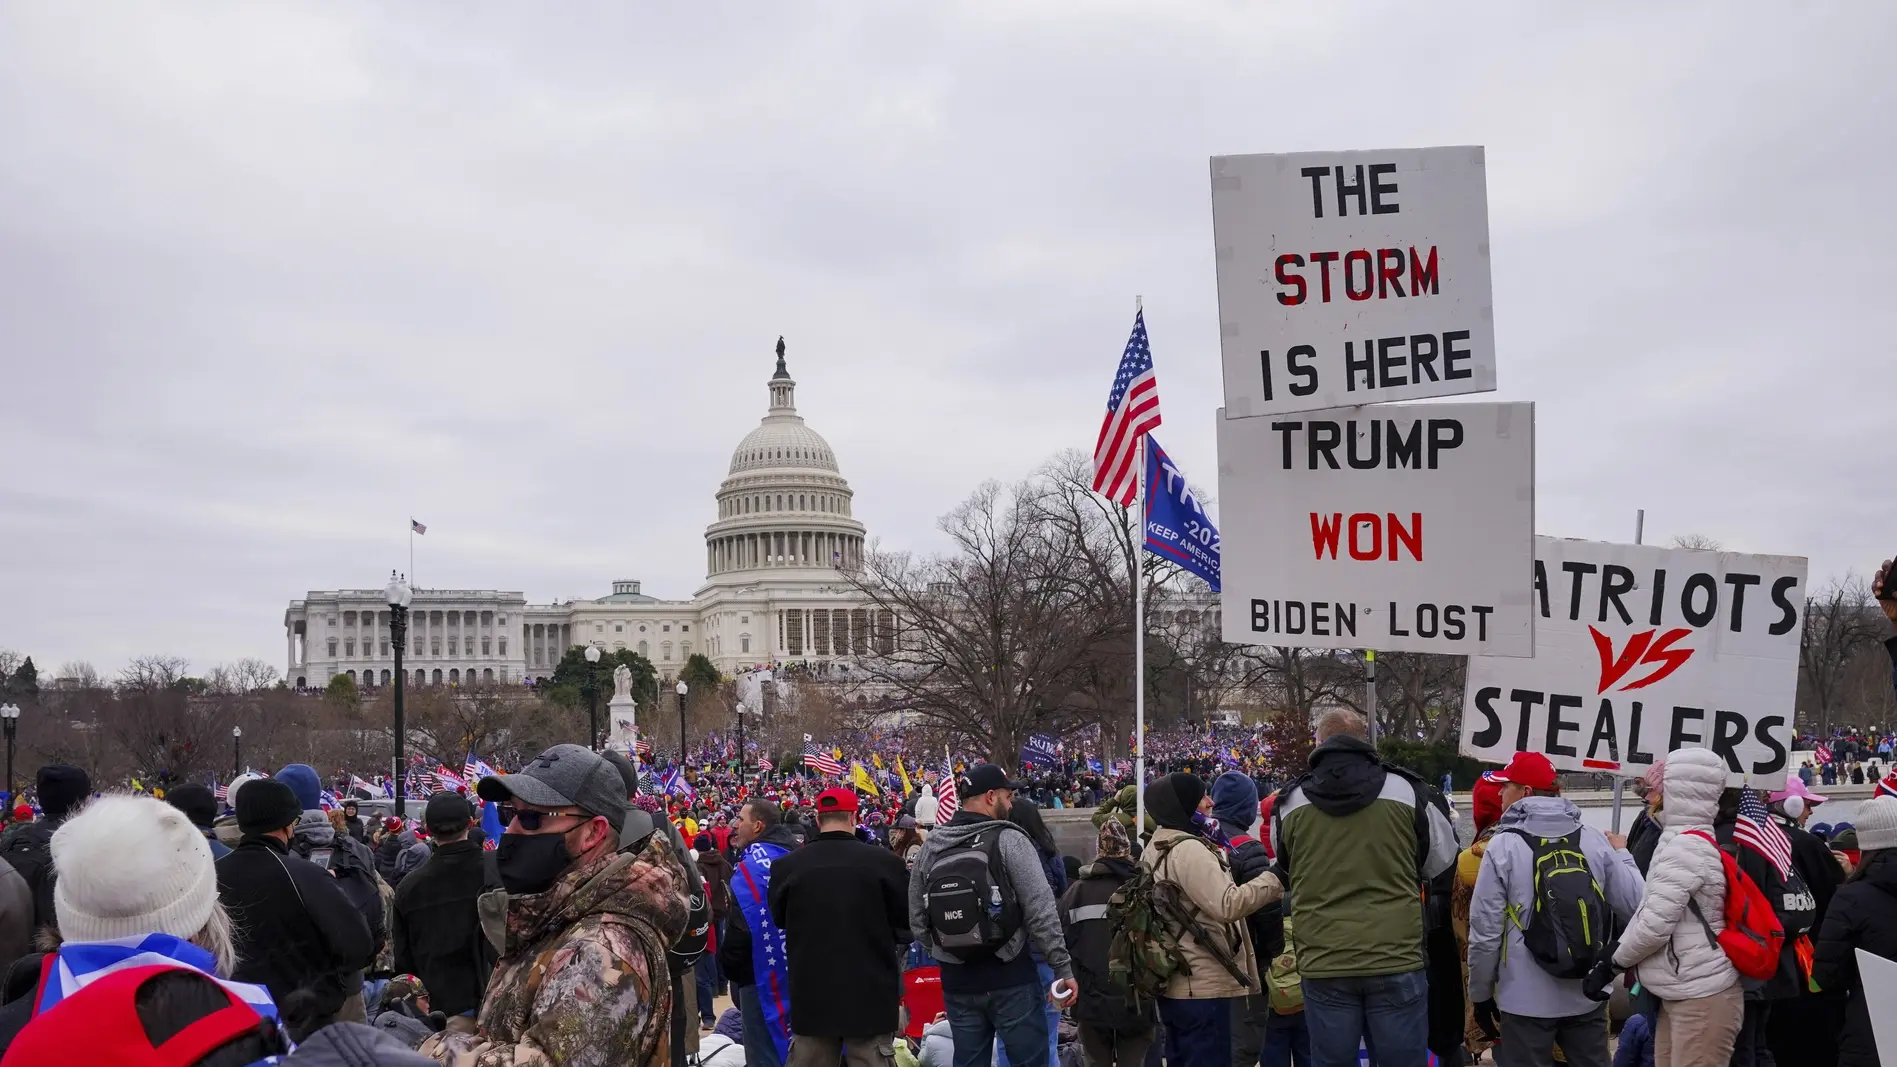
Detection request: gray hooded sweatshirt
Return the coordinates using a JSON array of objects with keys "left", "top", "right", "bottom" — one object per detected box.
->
[
  {"left": 1466, "top": 794, "right": 1644, "bottom": 1018},
  {"left": 908, "top": 811, "right": 1074, "bottom": 985}
]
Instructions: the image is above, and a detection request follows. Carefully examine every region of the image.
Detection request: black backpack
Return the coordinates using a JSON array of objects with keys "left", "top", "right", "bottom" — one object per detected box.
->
[
  {"left": 0, "top": 823, "right": 57, "bottom": 934},
  {"left": 923, "top": 824, "right": 1023, "bottom": 961},
  {"left": 1500, "top": 828, "right": 1611, "bottom": 979}
]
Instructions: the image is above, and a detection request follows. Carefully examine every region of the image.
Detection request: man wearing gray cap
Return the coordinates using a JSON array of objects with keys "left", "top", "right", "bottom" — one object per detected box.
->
[{"left": 417, "top": 744, "right": 691, "bottom": 1067}]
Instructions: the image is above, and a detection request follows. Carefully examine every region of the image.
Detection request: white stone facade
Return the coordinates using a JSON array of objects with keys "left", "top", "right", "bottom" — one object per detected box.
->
[{"left": 283, "top": 346, "right": 889, "bottom": 688}]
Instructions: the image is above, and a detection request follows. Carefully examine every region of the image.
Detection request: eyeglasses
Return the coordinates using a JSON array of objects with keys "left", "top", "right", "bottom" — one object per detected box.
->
[{"left": 501, "top": 806, "right": 588, "bottom": 832}]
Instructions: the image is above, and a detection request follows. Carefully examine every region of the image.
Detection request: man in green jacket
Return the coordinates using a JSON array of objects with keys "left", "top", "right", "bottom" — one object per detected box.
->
[{"left": 1270, "top": 711, "right": 1457, "bottom": 1067}]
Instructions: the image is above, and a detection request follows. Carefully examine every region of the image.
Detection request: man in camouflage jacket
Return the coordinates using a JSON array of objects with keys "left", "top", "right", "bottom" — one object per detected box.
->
[{"left": 422, "top": 745, "right": 690, "bottom": 1067}]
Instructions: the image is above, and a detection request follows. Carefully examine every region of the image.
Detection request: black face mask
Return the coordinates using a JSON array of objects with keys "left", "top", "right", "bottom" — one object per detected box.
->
[{"left": 495, "top": 830, "right": 576, "bottom": 895}]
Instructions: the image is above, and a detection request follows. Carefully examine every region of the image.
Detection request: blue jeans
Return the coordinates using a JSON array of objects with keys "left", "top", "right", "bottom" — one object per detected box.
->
[
  {"left": 1263, "top": 1012, "right": 1312, "bottom": 1067},
  {"left": 944, "top": 983, "right": 1049, "bottom": 1067},
  {"left": 994, "top": 961, "right": 1059, "bottom": 1067},
  {"left": 739, "top": 984, "right": 784, "bottom": 1067},
  {"left": 695, "top": 950, "right": 720, "bottom": 1023},
  {"left": 1301, "top": 969, "right": 1429, "bottom": 1067},
  {"left": 1157, "top": 996, "right": 1231, "bottom": 1067}
]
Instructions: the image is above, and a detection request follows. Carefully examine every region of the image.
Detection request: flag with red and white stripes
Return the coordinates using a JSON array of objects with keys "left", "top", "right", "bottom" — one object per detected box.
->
[
  {"left": 935, "top": 755, "right": 960, "bottom": 822},
  {"left": 1733, "top": 789, "right": 1794, "bottom": 879},
  {"left": 1090, "top": 309, "right": 1162, "bottom": 506},
  {"left": 802, "top": 738, "right": 843, "bottom": 777}
]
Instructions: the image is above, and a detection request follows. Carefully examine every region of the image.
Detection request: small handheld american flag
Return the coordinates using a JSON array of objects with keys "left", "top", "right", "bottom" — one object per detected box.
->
[
  {"left": 1733, "top": 789, "right": 1794, "bottom": 879},
  {"left": 936, "top": 754, "right": 960, "bottom": 822},
  {"left": 1091, "top": 309, "right": 1162, "bottom": 506}
]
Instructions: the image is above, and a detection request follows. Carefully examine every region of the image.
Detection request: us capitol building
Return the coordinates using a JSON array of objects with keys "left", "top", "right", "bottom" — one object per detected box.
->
[{"left": 282, "top": 343, "right": 891, "bottom": 689}]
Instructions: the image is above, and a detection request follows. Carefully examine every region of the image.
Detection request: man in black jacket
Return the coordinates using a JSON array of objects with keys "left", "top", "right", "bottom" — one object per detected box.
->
[
  {"left": 391, "top": 792, "right": 494, "bottom": 1020},
  {"left": 767, "top": 787, "right": 910, "bottom": 1067},
  {"left": 341, "top": 799, "right": 367, "bottom": 843},
  {"left": 720, "top": 798, "right": 802, "bottom": 1067},
  {"left": 0, "top": 764, "right": 89, "bottom": 936},
  {"left": 1058, "top": 820, "right": 1154, "bottom": 1067},
  {"left": 1716, "top": 787, "right": 1818, "bottom": 1067},
  {"left": 215, "top": 778, "right": 375, "bottom": 1027}
]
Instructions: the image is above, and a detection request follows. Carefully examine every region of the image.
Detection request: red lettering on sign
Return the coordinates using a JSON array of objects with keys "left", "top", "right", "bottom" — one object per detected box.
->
[
  {"left": 1588, "top": 626, "right": 1695, "bottom": 694},
  {"left": 1309, "top": 513, "right": 1423, "bottom": 561}
]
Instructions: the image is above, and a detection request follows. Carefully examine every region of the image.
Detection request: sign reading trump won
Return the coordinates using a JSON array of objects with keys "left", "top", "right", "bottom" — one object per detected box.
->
[{"left": 1460, "top": 537, "right": 1807, "bottom": 788}]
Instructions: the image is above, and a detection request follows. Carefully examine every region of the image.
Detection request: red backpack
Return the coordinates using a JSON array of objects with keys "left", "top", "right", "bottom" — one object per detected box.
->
[{"left": 1680, "top": 830, "right": 1783, "bottom": 980}]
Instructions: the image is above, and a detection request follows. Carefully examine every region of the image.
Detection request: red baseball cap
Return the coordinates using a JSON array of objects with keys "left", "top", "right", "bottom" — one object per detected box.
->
[
  {"left": 815, "top": 787, "right": 859, "bottom": 814},
  {"left": 3, "top": 965, "right": 274, "bottom": 1067},
  {"left": 1492, "top": 752, "right": 1559, "bottom": 792}
]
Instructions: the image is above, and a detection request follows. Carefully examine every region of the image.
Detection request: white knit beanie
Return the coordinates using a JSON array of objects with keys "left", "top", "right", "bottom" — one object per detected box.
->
[
  {"left": 1856, "top": 795, "right": 1897, "bottom": 851},
  {"left": 52, "top": 794, "right": 219, "bottom": 943}
]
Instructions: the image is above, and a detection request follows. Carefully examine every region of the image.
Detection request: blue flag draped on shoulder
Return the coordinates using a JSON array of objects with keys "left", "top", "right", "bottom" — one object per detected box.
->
[
  {"left": 731, "top": 839, "right": 794, "bottom": 1061},
  {"left": 1143, "top": 435, "right": 1220, "bottom": 591}
]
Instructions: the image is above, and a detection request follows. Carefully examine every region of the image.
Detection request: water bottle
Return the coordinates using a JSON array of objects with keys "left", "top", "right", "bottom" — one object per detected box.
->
[{"left": 988, "top": 884, "right": 1002, "bottom": 920}]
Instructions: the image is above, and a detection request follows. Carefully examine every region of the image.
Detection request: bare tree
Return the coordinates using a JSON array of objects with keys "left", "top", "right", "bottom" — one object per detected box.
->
[
  {"left": 0, "top": 651, "right": 22, "bottom": 680},
  {"left": 1671, "top": 534, "right": 1725, "bottom": 552},
  {"left": 1797, "top": 575, "right": 1885, "bottom": 734},
  {"left": 55, "top": 661, "right": 102, "bottom": 689}
]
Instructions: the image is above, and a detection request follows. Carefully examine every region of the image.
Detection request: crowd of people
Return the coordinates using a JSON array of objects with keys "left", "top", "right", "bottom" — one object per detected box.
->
[{"left": 0, "top": 565, "right": 1883, "bottom": 1065}]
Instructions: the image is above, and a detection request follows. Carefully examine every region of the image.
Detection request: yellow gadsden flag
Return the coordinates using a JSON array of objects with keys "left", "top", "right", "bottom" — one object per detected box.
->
[
  {"left": 850, "top": 761, "right": 882, "bottom": 798},
  {"left": 895, "top": 757, "right": 914, "bottom": 796}
]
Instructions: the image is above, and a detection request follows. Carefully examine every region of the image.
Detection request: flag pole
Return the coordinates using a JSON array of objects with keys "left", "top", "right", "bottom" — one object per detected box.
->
[
  {"left": 1134, "top": 433, "right": 1147, "bottom": 844},
  {"left": 409, "top": 520, "right": 415, "bottom": 591}
]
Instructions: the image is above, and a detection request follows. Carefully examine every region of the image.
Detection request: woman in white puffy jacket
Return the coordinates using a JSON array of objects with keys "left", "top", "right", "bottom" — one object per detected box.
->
[{"left": 1610, "top": 746, "right": 1743, "bottom": 1067}]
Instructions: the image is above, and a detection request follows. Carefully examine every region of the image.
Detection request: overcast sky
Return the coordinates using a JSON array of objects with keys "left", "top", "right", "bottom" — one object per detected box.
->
[{"left": 2, "top": 3, "right": 1891, "bottom": 678}]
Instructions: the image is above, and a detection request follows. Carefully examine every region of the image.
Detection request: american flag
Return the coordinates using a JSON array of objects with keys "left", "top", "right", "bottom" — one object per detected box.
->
[
  {"left": 634, "top": 737, "right": 653, "bottom": 760},
  {"left": 214, "top": 782, "right": 227, "bottom": 802},
  {"left": 411, "top": 519, "right": 427, "bottom": 535},
  {"left": 1090, "top": 309, "right": 1162, "bottom": 507},
  {"left": 802, "top": 739, "right": 843, "bottom": 777},
  {"left": 463, "top": 754, "right": 496, "bottom": 783},
  {"left": 1878, "top": 768, "right": 1897, "bottom": 799},
  {"left": 936, "top": 754, "right": 960, "bottom": 822},
  {"left": 1733, "top": 789, "right": 1794, "bottom": 879},
  {"left": 757, "top": 756, "right": 773, "bottom": 774},
  {"left": 431, "top": 767, "right": 466, "bottom": 794}
]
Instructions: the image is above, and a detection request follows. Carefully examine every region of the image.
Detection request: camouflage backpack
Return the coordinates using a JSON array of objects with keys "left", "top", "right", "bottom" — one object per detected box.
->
[{"left": 1106, "top": 836, "right": 1251, "bottom": 1007}]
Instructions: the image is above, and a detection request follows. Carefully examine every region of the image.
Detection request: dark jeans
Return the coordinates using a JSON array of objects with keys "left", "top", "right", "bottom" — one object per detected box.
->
[
  {"left": 944, "top": 983, "right": 1049, "bottom": 1067},
  {"left": 1497, "top": 1003, "right": 1610, "bottom": 1067},
  {"left": 740, "top": 984, "right": 784, "bottom": 1067},
  {"left": 1730, "top": 1000, "right": 1775, "bottom": 1067},
  {"left": 1264, "top": 1013, "right": 1312, "bottom": 1067},
  {"left": 1077, "top": 1023, "right": 1154, "bottom": 1067},
  {"left": 1301, "top": 969, "right": 1429, "bottom": 1067},
  {"left": 1157, "top": 996, "right": 1231, "bottom": 1067},
  {"left": 1234, "top": 993, "right": 1270, "bottom": 1067},
  {"left": 695, "top": 953, "right": 721, "bottom": 1023}
]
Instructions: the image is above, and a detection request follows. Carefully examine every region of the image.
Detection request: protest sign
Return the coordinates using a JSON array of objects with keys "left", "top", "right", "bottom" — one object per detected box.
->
[
  {"left": 1217, "top": 400, "right": 1534, "bottom": 657},
  {"left": 1211, "top": 146, "right": 1495, "bottom": 418},
  {"left": 1460, "top": 537, "right": 1806, "bottom": 788}
]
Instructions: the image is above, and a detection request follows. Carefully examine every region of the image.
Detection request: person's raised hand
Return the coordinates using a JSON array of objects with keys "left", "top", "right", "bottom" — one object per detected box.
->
[
  {"left": 1604, "top": 831, "right": 1628, "bottom": 850},
  {"left": 1876, "top": 560, "right": 1897, "bottom": 631}
]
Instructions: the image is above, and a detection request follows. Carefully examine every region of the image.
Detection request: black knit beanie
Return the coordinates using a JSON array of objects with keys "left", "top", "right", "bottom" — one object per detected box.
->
[
  {"left": 236, "top": 779, "right": 302, "bottom": 836},
  {"left": 36, "top": 765, "right": 90, "bottom": 819}
]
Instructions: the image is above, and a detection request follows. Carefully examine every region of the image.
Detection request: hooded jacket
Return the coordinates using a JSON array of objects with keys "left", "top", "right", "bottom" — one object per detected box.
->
[
  {"left": 1212, "top": 772, "right": 1284, "bottom": 969},
  {"left": 1058, "top": 855, "right": 1153, "bottom": 1033},
  {"left": 418, "top": 840, "right": 690, "bottom": 1067},
  {"left": 1811, "top": 847, "right": 1897, "bottom": 1067},
  {"left": 909, "top": 810, "right": 1075, "bottom": 991},
  {"left": 1143, "top": 825, "right": 1281, "bottom": 999},
  {"left": 1271, "top": 736, "right": 1458, "bottom": 980},
  {"left": 1611, "top": 747, "right": 1740, "bottom": 1000},
  {"left": 1466, "top": 795, "right": 1645, "bottom": 1018},
  {"left": 292, "top": 811, "right": 387, "bottom": 956}
]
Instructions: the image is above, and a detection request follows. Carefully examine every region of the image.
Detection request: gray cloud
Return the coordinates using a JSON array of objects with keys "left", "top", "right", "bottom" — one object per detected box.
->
[{"left": 1, "top": 1, "right": 1891, "bottom": 673}]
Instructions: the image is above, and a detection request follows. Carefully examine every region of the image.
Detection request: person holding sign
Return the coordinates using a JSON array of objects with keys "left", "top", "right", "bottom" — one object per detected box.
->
[{"left": 1465, "top": 752, "right": 1644, "bottom": 1067}]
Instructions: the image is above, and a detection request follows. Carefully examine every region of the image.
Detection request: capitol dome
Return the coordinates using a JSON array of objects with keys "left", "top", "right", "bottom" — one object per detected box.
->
[{"left": 704, "top": 340, "right": 867, "bottom": 579}]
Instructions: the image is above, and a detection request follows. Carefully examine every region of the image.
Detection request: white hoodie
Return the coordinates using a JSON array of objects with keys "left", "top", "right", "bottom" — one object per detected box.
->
[{"left": 1611, "top": 746, "right": 1741, "bottom": 1000}]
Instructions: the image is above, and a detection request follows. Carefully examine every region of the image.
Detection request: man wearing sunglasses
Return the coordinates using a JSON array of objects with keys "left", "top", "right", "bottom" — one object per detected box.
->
[{"left": 419, "top": 744, "right": 691, "bottom": 1067}]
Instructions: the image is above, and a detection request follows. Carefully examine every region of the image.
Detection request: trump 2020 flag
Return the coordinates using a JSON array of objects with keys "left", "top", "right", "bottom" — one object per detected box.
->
[
  {"left": 1143, "top": 436, "right": 1220, "bottom": 592},
  {"left": 1020, "top": 734, "right": 1060, "bottom": 768}
]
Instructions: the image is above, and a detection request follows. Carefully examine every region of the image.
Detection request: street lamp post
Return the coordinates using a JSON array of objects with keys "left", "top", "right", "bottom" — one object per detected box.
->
[
  {"left": 0, "top": 704, "right": 19, "bottom": 804},
  {"left": 231, "top": 725, "right": 242, "bottom": 780},
  {"left": 583, "top": 645, "right": 602, "bottom": 751},
  {"left": 675, "top": 680, "right": 689, "bottom": 763},
  {"left": 734, "top": 701, "right": 747, "bottom": 781},
  {"left": 387, "top": 571, "right": 413, "bottom": 819}
]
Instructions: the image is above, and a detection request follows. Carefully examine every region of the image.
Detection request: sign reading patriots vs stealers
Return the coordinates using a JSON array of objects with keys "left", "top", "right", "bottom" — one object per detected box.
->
[{"left": 1144, "top": 437, "right": 1220, "bottom": 592}]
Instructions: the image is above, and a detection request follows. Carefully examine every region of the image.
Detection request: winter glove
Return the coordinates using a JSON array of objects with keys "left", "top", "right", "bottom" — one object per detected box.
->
[
  {"left": 1473, "top": 999, "right": 1500, "bottom": 1041},
  {"left": 1581, "top": 955, "right": 1618, "bottom": 1002}
]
